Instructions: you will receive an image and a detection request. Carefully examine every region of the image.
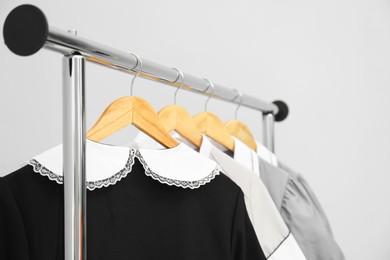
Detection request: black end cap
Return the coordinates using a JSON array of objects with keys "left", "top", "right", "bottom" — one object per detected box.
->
[
  {"left": 273, "top": 100, "right": 289, "bottom": 122},
  {"left": 3, "top": 4, "right": 48, "bottom": 56}
]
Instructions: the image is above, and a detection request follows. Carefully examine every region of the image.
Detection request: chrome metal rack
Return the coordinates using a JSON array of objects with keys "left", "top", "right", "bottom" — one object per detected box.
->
[{"left": 3, "top": 4, "right": 289, "bottom": 260}]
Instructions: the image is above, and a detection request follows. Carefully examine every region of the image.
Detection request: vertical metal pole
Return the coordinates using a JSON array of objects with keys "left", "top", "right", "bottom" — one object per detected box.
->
[
  {"left": 63, "top": 54, "right": 86, "bottom": 260},
  {"left": 263, "top": 113, "right": 275, "bottom": 153}
]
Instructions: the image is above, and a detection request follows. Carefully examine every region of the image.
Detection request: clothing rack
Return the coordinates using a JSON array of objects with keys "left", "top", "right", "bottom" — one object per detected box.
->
[{"left": 3, "top": 4, "right": 289, "bottom": 260}]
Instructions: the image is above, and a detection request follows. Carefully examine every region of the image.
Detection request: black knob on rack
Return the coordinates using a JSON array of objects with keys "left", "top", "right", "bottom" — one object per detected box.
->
[
  {"left": 272, "top": 100, "right": 289, "bottom": 122},
  {"left": 3, "top": 4, "right": 48, "bottom": 56}
]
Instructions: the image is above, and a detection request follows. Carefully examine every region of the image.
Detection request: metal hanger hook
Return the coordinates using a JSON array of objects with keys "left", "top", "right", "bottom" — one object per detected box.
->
[
  {"left": 232, "top": 89, "right": 243, "bottom": 119},
  {"left": 172, "top": 67, "right": 184, "bottom": 105},
  {"left": 129, "top": 52, "right": 143, "bottom": 96},
  {"left": 203, "top": 79, "right": 215, "bottom": 112}
]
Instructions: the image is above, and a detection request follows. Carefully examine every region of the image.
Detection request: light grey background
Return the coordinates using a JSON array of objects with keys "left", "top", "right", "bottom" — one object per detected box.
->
[{"left": 1, "top": 0, "right": 389, "bottom": 259}]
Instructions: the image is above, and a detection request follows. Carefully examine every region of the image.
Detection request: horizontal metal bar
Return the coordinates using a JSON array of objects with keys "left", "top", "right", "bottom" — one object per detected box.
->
[
  {"left": 3, "top": 4, "right": 278, "bottom": 114},
  {"left": 46, "top": 27, "right": 278, "bottom": 113}
]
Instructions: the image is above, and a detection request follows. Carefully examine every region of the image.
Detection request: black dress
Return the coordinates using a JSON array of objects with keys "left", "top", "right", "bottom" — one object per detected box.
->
[{"left": 0, "top": 144, "right": 266, "bottom": 260}]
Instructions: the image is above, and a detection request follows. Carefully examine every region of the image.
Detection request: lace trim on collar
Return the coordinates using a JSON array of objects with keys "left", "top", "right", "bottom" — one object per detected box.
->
[
  {"left": 135, "top": 150, "right": 220, "bottom": 189},
  {"left": 28, "top": 149, "right": 220, "bottom": 190}
]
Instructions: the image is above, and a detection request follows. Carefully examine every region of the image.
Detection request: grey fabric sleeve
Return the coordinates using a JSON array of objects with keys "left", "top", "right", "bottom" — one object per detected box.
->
[{"left": 278, "top": 161, "right": 345, "bottom": 260}]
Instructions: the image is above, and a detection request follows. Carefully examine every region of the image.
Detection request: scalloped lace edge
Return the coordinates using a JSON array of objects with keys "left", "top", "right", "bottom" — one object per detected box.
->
[
  {"left": 135, "top": 150, "right": 221, "bottom": 190},
  {"left": 28, "top": 149, "right": 220, "bottom": 190}
]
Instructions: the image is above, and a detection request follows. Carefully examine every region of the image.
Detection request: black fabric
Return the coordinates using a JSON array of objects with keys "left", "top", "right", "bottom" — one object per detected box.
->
[{"left": 0, "top": 158, "right": 265, "bottom": 260}]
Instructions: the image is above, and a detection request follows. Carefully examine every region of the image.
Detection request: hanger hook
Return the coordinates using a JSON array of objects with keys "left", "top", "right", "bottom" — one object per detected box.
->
[
  {"left": 172, "top": 67, "right": 184, "bottom": 105},
  {"left": 203, "top": 79, "right": 215, "bottom": 112},
  {"left": 129, "top": 52, "right": 143, "bottom": 96},
  {"left": 232, "top": 89, "right": 243, "bottom": 119}
]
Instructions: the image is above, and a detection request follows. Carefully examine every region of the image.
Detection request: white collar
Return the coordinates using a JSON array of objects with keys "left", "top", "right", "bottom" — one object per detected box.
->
[
  {"left": 232, "top": 137, "right": 260, "bottom": 176},
  {"left": 128, "top": 131, "right": 197, "bottom": 150},
  {"left": 198, "top": 136, "right": 260, "bottom": 176},
  {"left": 255, "top": 141, "right": 278, "bottom": 167},
  {"left": 29, "top": 139, "right": 220, "bottom": 190}
]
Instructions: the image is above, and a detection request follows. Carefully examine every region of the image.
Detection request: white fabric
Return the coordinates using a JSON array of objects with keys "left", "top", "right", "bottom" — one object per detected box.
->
[
  {"left": 139, "top": 143, "right": 217, "bottom": 182},
  {"left": 31, "top": 140, "right": 130, "bottom": 182},
  {"left": 252, "top": 148, "right": 260, "bottom": 175},
  {"left": 30, "top": 139, "right": 219, "bottom": 187},
  {"left": 200, "top": 136, "right": 306, "bottom": 260},
  {"left": 256, "top": 140, "right": 278, "bottom": 167},
  {"left": 232, "top": 137, "right": 260, "bottom": 176},
  {"left": 129, "top": 131, "right": 197, "bottom": 150},
  {"left": 270, "top": 234, "right": 307, "bottom": 260}
]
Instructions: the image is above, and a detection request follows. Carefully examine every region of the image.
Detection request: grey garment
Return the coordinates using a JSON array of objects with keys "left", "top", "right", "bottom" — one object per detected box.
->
[{"left": 259, "top": 159, "right": 345, "bottom": 260}]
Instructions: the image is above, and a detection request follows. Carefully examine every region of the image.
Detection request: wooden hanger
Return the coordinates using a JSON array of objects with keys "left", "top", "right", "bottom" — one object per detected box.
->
[
  {"left": 159, "top": 105, "right": 202, "bottom": 148},
  {"left": 225, "top": 90, "right": 257, "bottom": 150},
  {"left": 226, "top": 120, "right": 256, "bottom": 150},
  {"left": 158, "top": 68, "right": 202, "bottom": 148},
  {"left": 87, "top": 96, "right": 179, "bottom": 148},
  {"left": 87, "top": 53, "right": 179, "bottom": 148},
  {"left": 192, "top": 80, "right": 235, "bottom": 151}
]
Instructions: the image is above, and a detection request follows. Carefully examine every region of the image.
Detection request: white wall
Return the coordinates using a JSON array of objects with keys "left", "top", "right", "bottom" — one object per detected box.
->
[{"left": 1, "top": 0, "right": 389, "bottom": 259}]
